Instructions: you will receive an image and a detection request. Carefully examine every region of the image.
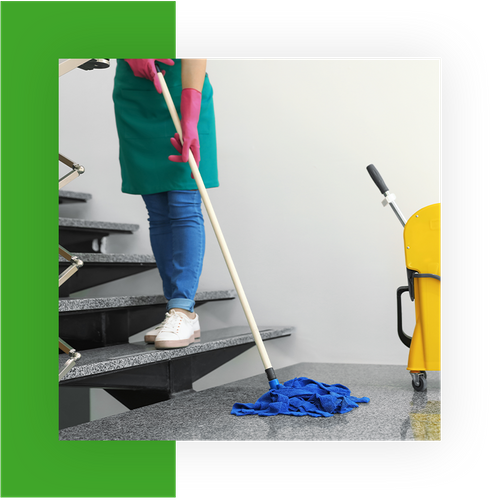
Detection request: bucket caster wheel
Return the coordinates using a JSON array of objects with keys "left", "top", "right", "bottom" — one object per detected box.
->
[{"left": 411, "top": 371, "right": 427, "bottom": 392}]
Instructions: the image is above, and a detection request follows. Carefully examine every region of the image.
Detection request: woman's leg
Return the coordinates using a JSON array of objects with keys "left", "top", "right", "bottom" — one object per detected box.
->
[
  {"left": 141, "top": 192, "right": 173, "bottom": 301},
  {"left": 166, "top": 190, "right": 205, "bottom": 313},
  {"left": 142, "top": 190, "right": 205, "bottom": 311}
]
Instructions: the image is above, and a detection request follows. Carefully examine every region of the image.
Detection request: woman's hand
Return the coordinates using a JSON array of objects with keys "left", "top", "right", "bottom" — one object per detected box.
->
[
  {"left": 124, "top": 59, "right": 174, "bottom": 93},
  {"left": 169, "top": 88, "right": 202, "bottom": 174}
]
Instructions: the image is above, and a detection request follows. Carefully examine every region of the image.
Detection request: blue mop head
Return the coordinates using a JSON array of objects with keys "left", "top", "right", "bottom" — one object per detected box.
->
[
  {"left": 231, "top": 377, "right": 370, "bottom": 417},
  {"left": 268, "top": 378, "right": 280, "bottom": 390}
]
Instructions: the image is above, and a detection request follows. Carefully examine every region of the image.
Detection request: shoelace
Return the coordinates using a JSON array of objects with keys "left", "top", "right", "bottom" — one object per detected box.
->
[
  {"left": 159, "top": 310, "right": 185, "bottom": 335},
  {"left": 154, "top": 316, "right": 169, "bottom": 330},
  {"left": 156, "top": 310, "right": 186, "bottom": 329}
]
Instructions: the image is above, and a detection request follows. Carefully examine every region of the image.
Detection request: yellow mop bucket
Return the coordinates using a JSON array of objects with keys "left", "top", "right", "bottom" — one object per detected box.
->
[{"left": 367, "top": 164, "right": 440, "bottom": 391}]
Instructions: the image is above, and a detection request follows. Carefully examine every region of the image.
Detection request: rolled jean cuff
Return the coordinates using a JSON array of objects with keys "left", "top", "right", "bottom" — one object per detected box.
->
[{"left": 168, "top": 298, "right": 195, "bottom": 313}]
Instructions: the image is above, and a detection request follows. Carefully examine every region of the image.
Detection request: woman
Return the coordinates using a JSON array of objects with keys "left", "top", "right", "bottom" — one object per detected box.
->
[{"left": 113, "top": 58, "right": 218, "bottom": 349}]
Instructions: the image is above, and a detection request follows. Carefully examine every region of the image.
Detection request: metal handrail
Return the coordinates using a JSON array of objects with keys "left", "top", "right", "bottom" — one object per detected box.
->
[{"left": 58, "top": 58, "right": 109, "bottom": 381}]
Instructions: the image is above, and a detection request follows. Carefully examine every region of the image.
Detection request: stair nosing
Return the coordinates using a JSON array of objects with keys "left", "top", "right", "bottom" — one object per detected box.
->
[
  {"left": 59, "top": 325, "right": 294, "bottom": 382},
  {"left": 59, "top": 290, "right": 237, "bottom": 312},
  {"left": 59, "top": 253, "right": 157, "bottom": 264},
  {"left": 59, "top": 217, "right": 139, "bottom": 232},
  {"left": 59, "top": 190, "right": 92, "bottom": 201}
]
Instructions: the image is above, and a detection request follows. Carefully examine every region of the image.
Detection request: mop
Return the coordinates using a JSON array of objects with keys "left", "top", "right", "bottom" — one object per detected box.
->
[{"left": 155, "top": 64, "right": 369, "bottom": 417}]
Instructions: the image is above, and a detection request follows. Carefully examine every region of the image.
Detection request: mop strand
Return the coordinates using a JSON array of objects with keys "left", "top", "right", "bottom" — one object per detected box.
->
[{"left": 231, "top": 377, "right": 370, "bottom": 417}]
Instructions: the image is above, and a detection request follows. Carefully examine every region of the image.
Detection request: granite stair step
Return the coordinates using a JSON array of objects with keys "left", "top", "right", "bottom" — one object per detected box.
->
[
  {"left": 59, "top": 190, "right": 92, "bottom": 204},
  {"left": 59, "top": 253, "right": 157, "bottom": 296},
  {"left": 59, "top": 362, "right": 441, "bottom": 441},
  {"left": 59, "top": 290, "right": 237, "bottom": 350},
  {"left": 59, "top": 217, "right": 139, "bottom": 253},
  {"left": 59, "top": 325, "right": 294, "bottom": 409}
]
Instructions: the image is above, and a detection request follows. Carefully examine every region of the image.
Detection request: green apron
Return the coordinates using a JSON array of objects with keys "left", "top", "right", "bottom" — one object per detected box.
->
[{"left": 112, "top": 59, "right": 218, "bottom": 194}]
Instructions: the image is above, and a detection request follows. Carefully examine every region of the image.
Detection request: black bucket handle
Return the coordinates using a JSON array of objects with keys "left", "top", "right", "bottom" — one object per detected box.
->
[{"left": 397, "top": 286, "right": 413, "bottom": 348}]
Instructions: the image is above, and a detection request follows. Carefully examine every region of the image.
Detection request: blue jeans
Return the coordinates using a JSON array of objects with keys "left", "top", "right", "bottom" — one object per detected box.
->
[{"left": 142, "top": 190, "right": 205, "bottom": 313}]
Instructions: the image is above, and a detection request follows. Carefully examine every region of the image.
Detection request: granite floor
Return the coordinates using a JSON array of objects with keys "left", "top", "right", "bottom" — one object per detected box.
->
[{"left": 59, "top": 362, "right": 440, "bottom": 441}]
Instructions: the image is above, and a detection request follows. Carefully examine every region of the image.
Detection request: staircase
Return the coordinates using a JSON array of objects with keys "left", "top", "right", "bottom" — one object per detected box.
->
[{"left": 59, "top": 190, "right": 293, "bottom": 429}]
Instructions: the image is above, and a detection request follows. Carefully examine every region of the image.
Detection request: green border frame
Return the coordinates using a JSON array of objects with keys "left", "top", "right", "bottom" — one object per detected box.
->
[{"left": 1, "top": 2, "right": 176, "bottom": 497}]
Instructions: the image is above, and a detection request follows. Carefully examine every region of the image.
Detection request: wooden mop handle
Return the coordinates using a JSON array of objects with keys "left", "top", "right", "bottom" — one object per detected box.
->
[{"left": 156, "top": 67, "right": 276, "bottom": 378}]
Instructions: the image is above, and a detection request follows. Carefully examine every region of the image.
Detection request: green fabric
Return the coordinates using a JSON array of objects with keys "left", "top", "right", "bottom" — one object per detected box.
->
[{"left": 113, "top": 59, "right": 218, "bottom": 194}]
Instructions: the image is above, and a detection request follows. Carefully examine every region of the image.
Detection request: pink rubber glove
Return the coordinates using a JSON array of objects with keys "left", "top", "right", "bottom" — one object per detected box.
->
[
  {"left": 124, "top": 59, "right": 174, "bottom": 93},
  {"left": 169, "top": 88, "right": 202, "bottom": 176}
]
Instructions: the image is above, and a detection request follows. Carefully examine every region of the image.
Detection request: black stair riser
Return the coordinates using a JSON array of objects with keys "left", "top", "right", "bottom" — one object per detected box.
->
[
  {"left": 59, "top": 191, "right": 92, "bottom": 205},
  {"left": 61, "top": 343, "right": 256, "bottom": 409},
  {"left": 59, "top": 299, "right": 217, "bottom": 350},
  {"left": 59, "top": 262, "right": 157, "bottom": 296},
  {"left": 59, "top": 196, "right": 88, "bottom": 204},
  {"left": 59, "top": 304, "right": 168, "bottom": 350},
  {"left": 103, "top": 389, "right": 174, "bottom": 411}
]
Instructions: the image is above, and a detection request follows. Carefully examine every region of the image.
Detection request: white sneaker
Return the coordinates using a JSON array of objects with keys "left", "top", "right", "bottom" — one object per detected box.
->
[
  {"left": 144, "top": 315, "right": 168, "bottom": 344},
  {"left": 154, "top": 310, "right": 201, "bottom": 349},
  {"left": 145, "top": 312, "right": 200, "bottom": 344}
]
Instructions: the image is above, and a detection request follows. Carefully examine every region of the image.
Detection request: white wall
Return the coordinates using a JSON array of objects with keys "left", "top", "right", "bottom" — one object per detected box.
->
[{"left": 59, "top": 59, "right": 439, "bottom": 414}]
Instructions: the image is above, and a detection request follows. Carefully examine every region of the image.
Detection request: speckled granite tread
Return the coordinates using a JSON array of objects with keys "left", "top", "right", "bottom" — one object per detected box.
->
[
  {"left": 59, "top": 289, "right": 237, "bottom": 312},
  {"left": 58, "top": 253, "right": 156, "bottom": 263},
  {"left": 59, "top": 325, "right": 294, "bottom": 382},
  {"left": 59, "top": 190, "right": 92, "bottom": 201},
  {"left": 59, "top": 217, "right": 139, "bottom": 232}
]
